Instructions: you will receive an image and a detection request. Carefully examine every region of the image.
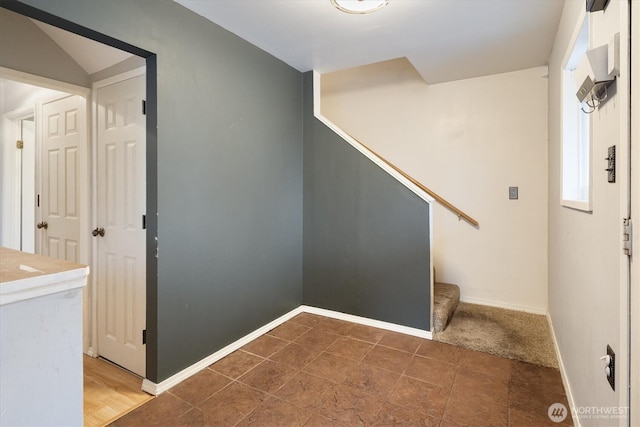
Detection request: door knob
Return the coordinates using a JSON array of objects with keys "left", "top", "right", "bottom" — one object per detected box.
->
[
  {"left": 36, "top": 221, "right": 48, "bottom": 230},
  {"left": 92, "top": 227, "right": 105, "bottom": 237}
]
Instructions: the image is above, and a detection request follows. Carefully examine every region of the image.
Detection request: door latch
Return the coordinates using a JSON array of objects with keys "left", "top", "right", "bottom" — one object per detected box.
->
[
  {"left": 605, "top": 145, "right": 615, "bottom": 183},
  {"left": 92, "top": 227, "right": 105, "bottom": 237},
  {"left": 623, "top": 218, "right": 632, "bottom": 256}
]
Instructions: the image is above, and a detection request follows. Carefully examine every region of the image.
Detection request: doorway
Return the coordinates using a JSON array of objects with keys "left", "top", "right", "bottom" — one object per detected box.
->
[
  {"left": 0, "top": 6, "right": 154, "bottom": 382},
  {"left": 0, "top": 75, "right": 89, "bottom": 256},
  {"left": 1, "top": 108, "right": 34, "bottom": 252},
  {"left": 0, "top": 69, "right": 147, "bottom": 377}
]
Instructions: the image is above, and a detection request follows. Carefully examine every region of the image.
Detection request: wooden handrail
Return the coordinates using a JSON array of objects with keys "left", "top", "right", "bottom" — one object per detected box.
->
[{"left": 348, "top": 134, "right": 479, "bottom": 228}]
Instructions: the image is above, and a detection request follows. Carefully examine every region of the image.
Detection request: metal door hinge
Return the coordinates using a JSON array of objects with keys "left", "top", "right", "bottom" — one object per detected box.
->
[
  {"left": 623, "top": 218, "right": 632, "bottom": 256},
  {"left": 142, "top": 214, "right": 146, "bottom": 230},
  {"left": 16, "top": 140, "right": 24, "bottom": 149},
  {"left": 142, "top": 100, "right": 146, "bottom": 115},
  {"left": 142, "top": 329, "right": 147, "bottom": 345}
]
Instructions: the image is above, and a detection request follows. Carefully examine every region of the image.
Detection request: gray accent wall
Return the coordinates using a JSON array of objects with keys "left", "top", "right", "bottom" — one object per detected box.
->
[
  {"left": 3, "top": 0, "right": 433, "bottom": 385},
  {"left": 302, "top": 72, "right": 431, "bottom": 330},
  {"left": 6, "top": 0, "right": 303, "bottom": 382}
]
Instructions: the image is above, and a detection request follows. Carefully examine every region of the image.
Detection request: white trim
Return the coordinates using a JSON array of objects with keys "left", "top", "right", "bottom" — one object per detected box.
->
[
  {"left": 560, "top": 199, "right": 593, "bottom": 213},
  {"left": 547, "top": 313, "right": 580, "bottom": 427},
  {"left": 561, "top": 8, "right": 588, "bottom": 71},
  {"left": 630, "top": 1, "right": 640, "bottom": 424},
  {"left": 1, "top": 108, "right": 34, "bottom": 250},
  {"left": 92, "top": 67, "right": 146, "bottom": 90},
  {"left": 312, "top": 71, "right": 434, "bottom": 206},
  {"left": 0, "top": 67, "right": 89, "bottom": 97},
  {"left": 34, "top": 100, "right": 42, "bottom": 256},
  {"left": 141, "top": 307, "right": 305, "bottom": 395},
  {"left": 141, "top": 305, "right": 432, "bottom": 395},
  {"left": 429, "top": 202, "right": 434, "bottom": 331},
  {"left": 459, "top": 296, "right": 547, "bottom": 315},
  {"left": 300, "top": 305, "right": 432, "bottom": 339},
  {"left": 560, "top": 11, "right": 593, "bottom": 213},
  {"left": 89, "top": 80, "right": 99, "bottom": 360},
  {"left": 0, "top": 266, "right": 89, "bottom": 306}
]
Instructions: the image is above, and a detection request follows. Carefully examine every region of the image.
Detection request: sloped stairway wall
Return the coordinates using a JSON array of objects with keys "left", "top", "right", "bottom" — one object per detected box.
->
[
  {"left": 320, "top": 58, "right": 549, "bottom": 314},
  {"left": 302, "top": 72, "right": 432, "bottom": 331}
]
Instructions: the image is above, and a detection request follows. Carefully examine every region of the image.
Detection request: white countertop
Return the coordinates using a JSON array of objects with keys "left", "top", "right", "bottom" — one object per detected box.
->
[{"left": 0, "top": 247, "right": 89, "bottom": 306}]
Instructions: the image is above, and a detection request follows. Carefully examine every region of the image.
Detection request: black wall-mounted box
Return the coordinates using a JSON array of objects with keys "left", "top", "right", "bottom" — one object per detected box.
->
[{"left": 587, "top": 0, "right": 610, "bottom": 12}]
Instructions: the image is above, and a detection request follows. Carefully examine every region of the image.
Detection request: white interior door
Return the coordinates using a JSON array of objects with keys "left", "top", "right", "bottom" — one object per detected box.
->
[
  {"left": 39, "top": 95, "right": 86, "bottom": 262},
  {"left": 96, "top": 74, "right": 146, "bottom": 377}
]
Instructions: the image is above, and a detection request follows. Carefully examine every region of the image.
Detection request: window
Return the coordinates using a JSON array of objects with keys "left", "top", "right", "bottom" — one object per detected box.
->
[{"left": 562, "top": 16, "right": 592, "bottom": 211}]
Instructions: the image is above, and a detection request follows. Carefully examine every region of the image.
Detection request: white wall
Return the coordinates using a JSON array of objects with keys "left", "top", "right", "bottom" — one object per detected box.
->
[
  {"left": 548, "top": 1, "right": 630, "bottom": 425},
  {"left": 321, "top": 59, "right": 549, "bottom": 313}
]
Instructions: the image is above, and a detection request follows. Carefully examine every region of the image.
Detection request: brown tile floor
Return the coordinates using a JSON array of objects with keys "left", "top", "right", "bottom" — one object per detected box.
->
[{"left": 110, "top": 313, "right": 573, "bottom": 426}]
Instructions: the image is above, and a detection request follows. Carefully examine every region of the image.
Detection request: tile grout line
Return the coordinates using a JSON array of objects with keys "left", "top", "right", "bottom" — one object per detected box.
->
[
  {"left": 247, "top": 319, "right": 396, "bottom": 425},
  {"left": 128, "top": 314, "right": 569, "bottom": 427},
  {"left": 439, "top": 362, "right": 463, "bottom": 425}
]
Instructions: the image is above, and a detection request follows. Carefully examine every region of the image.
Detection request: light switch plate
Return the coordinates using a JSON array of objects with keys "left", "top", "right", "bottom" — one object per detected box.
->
[{"left": 509, "top": 187, "right": 518, "bottom": 200}]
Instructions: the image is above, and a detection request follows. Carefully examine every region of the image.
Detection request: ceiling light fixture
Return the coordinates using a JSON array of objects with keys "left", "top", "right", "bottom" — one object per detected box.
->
[{"left": 330, "top": 0, "right": 389, "bottom": 14}]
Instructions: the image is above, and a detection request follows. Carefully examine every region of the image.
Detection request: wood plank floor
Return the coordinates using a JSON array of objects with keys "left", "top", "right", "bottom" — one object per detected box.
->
[{"left": 84, "top": 355, "right": 154, "bottom": 427}]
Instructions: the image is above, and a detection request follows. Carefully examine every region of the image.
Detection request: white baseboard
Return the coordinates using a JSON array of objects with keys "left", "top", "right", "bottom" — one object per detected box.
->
[
  {"left": 142, "top": 306, "right": 305, "bottom": 395},
  {"left": 142, "top": 305, "right": 431, "bottom": 395},
  {"left": 300, "top": 305, "right": 432, "bottom": 340},
  {"left": 460, "top": 296, "right": 547, "bottom": 315},
  {"left": 547, "top": 313, "right": 580, "bottom": 427}
]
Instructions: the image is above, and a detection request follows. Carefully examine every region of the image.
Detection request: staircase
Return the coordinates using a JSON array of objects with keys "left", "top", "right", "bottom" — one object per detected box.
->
[{"left": 432, "top": 282, "right": 460, "bottom": 332}]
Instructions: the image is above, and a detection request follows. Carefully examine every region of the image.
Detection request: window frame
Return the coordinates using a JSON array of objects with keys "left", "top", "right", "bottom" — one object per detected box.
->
[{"left": 561, "top": 12, "right": 592, "bottom": 212}]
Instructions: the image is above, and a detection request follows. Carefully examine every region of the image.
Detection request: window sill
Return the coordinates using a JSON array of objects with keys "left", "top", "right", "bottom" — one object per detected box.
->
[{"left": 561, "top": 199, "right": 593, "bottom": 213}]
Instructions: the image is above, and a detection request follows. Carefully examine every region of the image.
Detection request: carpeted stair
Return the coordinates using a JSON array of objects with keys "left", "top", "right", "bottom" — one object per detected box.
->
[{"left": 432, "top": 282, "right": 460, "bottom": 332}]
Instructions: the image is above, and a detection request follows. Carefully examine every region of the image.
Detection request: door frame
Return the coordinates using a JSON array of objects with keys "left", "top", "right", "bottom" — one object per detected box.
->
[
  {"left": 89, "top": 66, "right": 147, "bottom": 363},
  {"left": 0, "top": 66, "right": 93, "bottom": 350},
  {"left": 1, "top": 106, "right": 34, "bottom": 251},
  {"left": 630, "top": 0, "right": 639, "bottom": 424},
  {"left": 1, "top": 0, "right": 158, "bottom": 382},
  {"left": 0, "top": 71, "right": 90, "bottom": 268},
  {"left": 0, "top": 68, "right": 89, "bottom": 257}
]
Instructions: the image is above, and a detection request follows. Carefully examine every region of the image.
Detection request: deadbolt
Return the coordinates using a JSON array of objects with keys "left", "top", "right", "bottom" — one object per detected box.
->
[
  {"left": 92, "top": 227, "right": 105, "bottom": 237},
  {"left": 36, "top": 221, "right": 48, "bottom": 230}
]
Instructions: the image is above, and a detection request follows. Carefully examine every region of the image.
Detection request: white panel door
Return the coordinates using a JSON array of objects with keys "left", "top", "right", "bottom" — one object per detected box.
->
[
  {"left": 39, "top": 95, "right": 85, "bottom": 262},
  {"left": 96, "top": 75, "right": 146, "bottom": 376}
]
